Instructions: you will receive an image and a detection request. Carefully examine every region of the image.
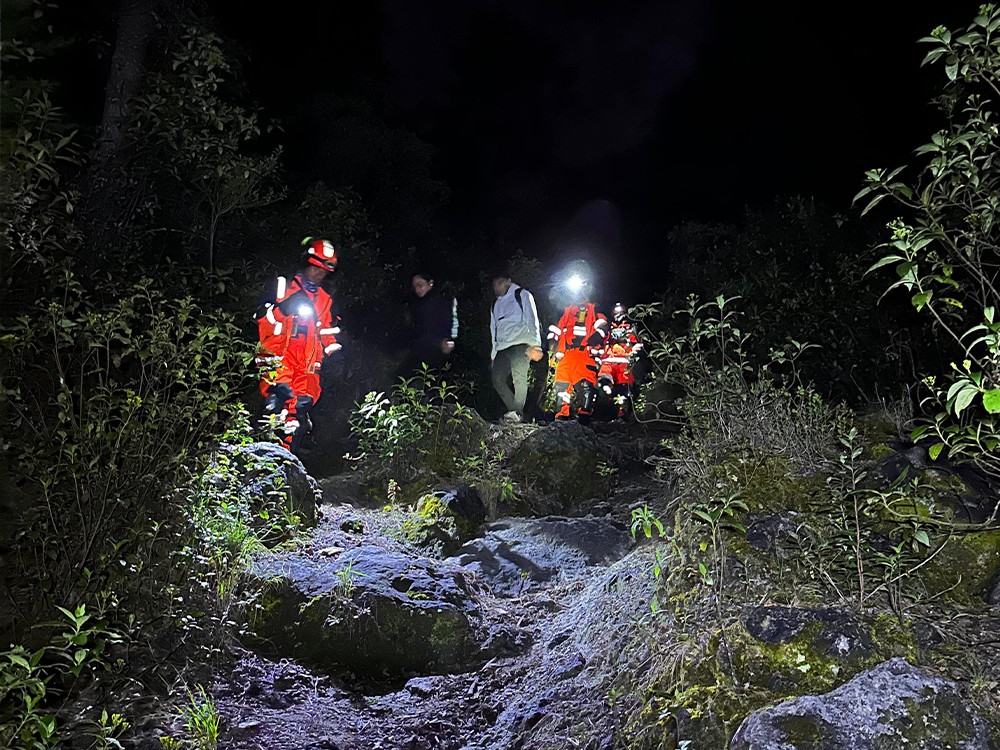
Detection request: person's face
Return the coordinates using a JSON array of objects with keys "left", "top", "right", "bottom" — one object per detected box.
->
[
  {"left": 412, "top": 275, "right": 433, "bottom": 298},
  {"left": 492, "top": 277, "right": 511, "bottom": 298},
  {"left": 304, "top": 265, "right": 329, "bottom": 283}
]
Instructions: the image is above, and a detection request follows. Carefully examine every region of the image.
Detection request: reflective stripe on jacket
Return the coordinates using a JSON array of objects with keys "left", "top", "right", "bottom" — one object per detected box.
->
[
  {"left": 551, "top": 303, "right": 607, "bottom": 355},
  {"left": 256, "top": 275, "right": 339, "bottom": 369}
]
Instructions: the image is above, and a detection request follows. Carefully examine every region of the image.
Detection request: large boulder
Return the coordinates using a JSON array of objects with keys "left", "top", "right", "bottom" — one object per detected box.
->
[
  {"left": 396, "top": 484, "right": 490, "bottom": 557},
  {"left": 649, "top": 606, "right": 918, "bottom": 748},
  {"left": 727, "top": 606, "right": 916, "bottom": 696},
  {"left": 730, "top": 657, "right": 995, "bottom": 750},
  {"left": 448, "top": 516, "right": 633, "bottom": 596},
  {"left": 508, "top": 421, "right": 611, "bottom": 515},
  {"left": 246, "top": 543, "right": 491, "bottom": 680},
  {"left": 920, "top": 526, "right": 1000, "bottom": 602},
  {"left": 215, "top": 441, "right": 321, "bottom": 533}
]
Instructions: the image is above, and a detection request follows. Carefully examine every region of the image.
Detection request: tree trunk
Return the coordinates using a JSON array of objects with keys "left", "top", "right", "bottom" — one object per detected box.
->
[
  {"left": 95, "top": 0, "right": 159, "bottom": 163},
  {"left": 82, "top": 0, "right": 162, "bottom": 252}
]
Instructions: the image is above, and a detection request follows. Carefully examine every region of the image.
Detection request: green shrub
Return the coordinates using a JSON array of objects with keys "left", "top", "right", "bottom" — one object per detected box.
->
[
  {"left": 0, "top": 605, "right": 123, "bottom": 749},
  {"left": 350, "top": 364, "right": 477, "bottom": 478},
  {"left": 634, "top": 294, "right": 849, "bottom": 479},
  {"left": 179, "top": 685, "right": 219, "bottom": 750},
  {"left": 859, "top": 3, "right": 1000, "bottom": 481},
  {"left": 2, "top": 276, "right": 254, "bottom": 614},
  {"left": 663, "top": 198, "right": 907, "bottom": 402}
]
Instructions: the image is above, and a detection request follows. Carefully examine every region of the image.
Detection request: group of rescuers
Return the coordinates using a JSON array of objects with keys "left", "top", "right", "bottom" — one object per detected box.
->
[{"left": 254, "top": 238, "right": 644, "bottom": 454}]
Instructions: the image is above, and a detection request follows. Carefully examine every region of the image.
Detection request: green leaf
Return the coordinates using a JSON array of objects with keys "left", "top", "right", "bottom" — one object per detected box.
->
[
  {"left": 954, "top": 387, "right": 977, "bottom": 417},
  {"left": 928, "top": 442, "right": 945, "bottom": 461},
  {"left": 946, "top": 380, "right": 968, "bottom": 401},
  {"left": 982, "top": 389, "right": 1000, "bottom": 413},
  {"left": 692, "top": 509, "right": 714, "bottom": 524},
  {"left": 911, "top": 291, "right": 932, "bottom": 311},
  {"left": 866, "top": 254, "right": 906, "bottom": 274},
  {"left": 860, "top": 193, "right": 889, "bottom": 215}
]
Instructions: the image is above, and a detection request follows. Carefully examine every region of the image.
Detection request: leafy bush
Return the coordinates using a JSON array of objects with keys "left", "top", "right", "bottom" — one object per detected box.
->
[
  {"left": 0, "top": 605, "right": 125, "bottom": 749},
  {"left": 1, "top": 274, "right": 254, "bottom": 623},
  {"left": 0, "top": 35, "right": 83, "bottom": 302},
  {"left": 859, "top": 3, "right": 1000, "bottom": 477},
  {"left": 350, "top": 365, "right": 478, "bottom": 478},
  {"left": 664, "top": 198, "right": 911, "bottom": 402},
  {"left": 130, "top": 24, "right": 285, "bottom": 268},
  {"left": 634, "top": 294, "right": 850, "bottom": 479}
]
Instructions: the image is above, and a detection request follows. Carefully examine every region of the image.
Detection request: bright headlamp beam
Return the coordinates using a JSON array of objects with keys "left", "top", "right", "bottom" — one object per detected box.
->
[{"left": 566, "top": 274, "right": 585, "bottom": 293}]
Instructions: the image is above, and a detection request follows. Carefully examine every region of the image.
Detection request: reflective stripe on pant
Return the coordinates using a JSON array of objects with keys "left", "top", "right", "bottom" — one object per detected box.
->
[
  {"left": 261, "top": 343, "right": 322, "bottom": 453},
  {"left": 553, "top": 348, "right": 599, "bottom": 419}
]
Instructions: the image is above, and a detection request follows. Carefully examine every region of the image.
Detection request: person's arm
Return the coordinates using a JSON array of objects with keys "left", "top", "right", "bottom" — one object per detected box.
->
[
  {"left": 548, "top": 308, "right": 568, "bottom": 359},
  {"left": 318, "top": 294, "right": 342, "bottom": 356},
  {"left": 433, "top": 295, "right": 456, "bottom": 354},
  {"left": 587, "top": 312, "right": 609, "bottom": 349}
]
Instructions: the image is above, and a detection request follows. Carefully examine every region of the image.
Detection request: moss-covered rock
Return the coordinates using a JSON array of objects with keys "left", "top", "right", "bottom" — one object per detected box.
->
[
  {"left": 920, "top": 527, "right": 1000, "bottom": 601},
  {"left": 727, "top": 606, "right": 916, "bottom": 696},
  {"left": 636, "top": 607, "right": 918, "bottom": 749},
  {"left": 708, "top": 455, "right": 829, "bottom": 516},
  {"left": 508, "top": 421, "right": 612, "bottom": 515},
  {"left": 246, "top": 544, "right": 491, "bottom": 680},
  {"left": 872, "top": 467, "right": 1000, "bottom": 602},
  {"left": 730, "top": 657, "right": 995, "bottom": 750},
  {"left": 217, "top": 441, "right": 321, "bottom": 536}
]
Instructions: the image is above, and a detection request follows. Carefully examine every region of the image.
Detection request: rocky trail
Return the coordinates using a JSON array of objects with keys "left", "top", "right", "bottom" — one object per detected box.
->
[
  {"left": 177, "top": 413, "right": 1000, "bottom": 750},
  {"left": 212, "top": 420, "right": 667, "bottom": 750}
]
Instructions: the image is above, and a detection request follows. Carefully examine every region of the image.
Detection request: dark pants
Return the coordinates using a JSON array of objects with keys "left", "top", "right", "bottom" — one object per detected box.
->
[{"left": 492, "top": 344, "right": 530, "bottom": 415}]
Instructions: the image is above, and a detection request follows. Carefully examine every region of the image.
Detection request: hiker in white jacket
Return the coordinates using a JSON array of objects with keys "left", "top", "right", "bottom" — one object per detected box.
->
[{"left": 490, "top": 271, "right": 543, "bottom": 423}]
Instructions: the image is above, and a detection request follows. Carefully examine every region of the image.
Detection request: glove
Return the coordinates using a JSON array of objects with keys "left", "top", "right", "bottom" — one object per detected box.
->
[{"left": 264, "top": 382, "right": 294, "bottom": 412}]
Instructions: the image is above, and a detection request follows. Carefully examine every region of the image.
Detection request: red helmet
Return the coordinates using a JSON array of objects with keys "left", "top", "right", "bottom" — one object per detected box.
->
[{"left": 302, "top": 237, "right": 338, "bottom": 271}]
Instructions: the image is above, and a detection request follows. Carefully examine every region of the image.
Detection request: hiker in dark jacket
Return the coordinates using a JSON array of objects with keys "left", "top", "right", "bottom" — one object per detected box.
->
[{"left": 403, "top": 271, "right": 458, "bottom": 372}]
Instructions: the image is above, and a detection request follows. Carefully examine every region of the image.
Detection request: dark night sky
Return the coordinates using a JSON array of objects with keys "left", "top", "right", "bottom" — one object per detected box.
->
[
  {"left": 215, "top": 2, "right": 975, "bottom": 299},
  {"left": 205, "top": 1, "right": 975, "bottom": 299}
]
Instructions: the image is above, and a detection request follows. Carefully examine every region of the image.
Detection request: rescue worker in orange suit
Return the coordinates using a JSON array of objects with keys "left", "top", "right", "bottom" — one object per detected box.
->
[
  {"left": 548, "top": 281, "right": 608, "bottom": 425},
  {"left": 255, "top": 238, "right": 342, "bottom": 453},
  {"left": 598, "top": 303, "right": 643, "bottom": 420}
]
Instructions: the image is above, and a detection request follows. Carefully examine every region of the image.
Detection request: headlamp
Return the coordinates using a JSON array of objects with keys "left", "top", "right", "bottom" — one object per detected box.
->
[
  {"left": 566, "top": 274, "right": 586, "bottom": 293},
  {"left": 298, "top": 304, "right": 313, "bottom": 319}
]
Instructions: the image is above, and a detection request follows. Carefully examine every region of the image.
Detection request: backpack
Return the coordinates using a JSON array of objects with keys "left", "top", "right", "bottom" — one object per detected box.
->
[{"left": 493, "top": 285, "right": 529, "bottom": 315}]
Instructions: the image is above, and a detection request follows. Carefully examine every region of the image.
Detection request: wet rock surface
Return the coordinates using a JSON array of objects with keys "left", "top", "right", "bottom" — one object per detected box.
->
[
  {"left": 447, "top": 515, "right": 634, "bottom": 596},
  {"left": 218, "top": 470, "right": 655, "bottom": 750},
  {"left": 211, "top": 420, "right": 1000, "bottom": 750},
  {"left": 246, "top": 543, "right": 494, "bottom": 680},
  {"left": 731, "top": 657, "right": 995, "bottom": 750}
]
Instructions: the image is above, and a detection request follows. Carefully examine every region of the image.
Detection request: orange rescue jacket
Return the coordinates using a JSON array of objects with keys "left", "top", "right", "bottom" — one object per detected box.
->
[{"left": 255, "top": 274, "right": 340, "bottom": 372}]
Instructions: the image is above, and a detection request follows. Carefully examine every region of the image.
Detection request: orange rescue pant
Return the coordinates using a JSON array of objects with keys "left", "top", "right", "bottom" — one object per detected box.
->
[{"left": 553, "top": 348, "right": 599, "bottom": 419}]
